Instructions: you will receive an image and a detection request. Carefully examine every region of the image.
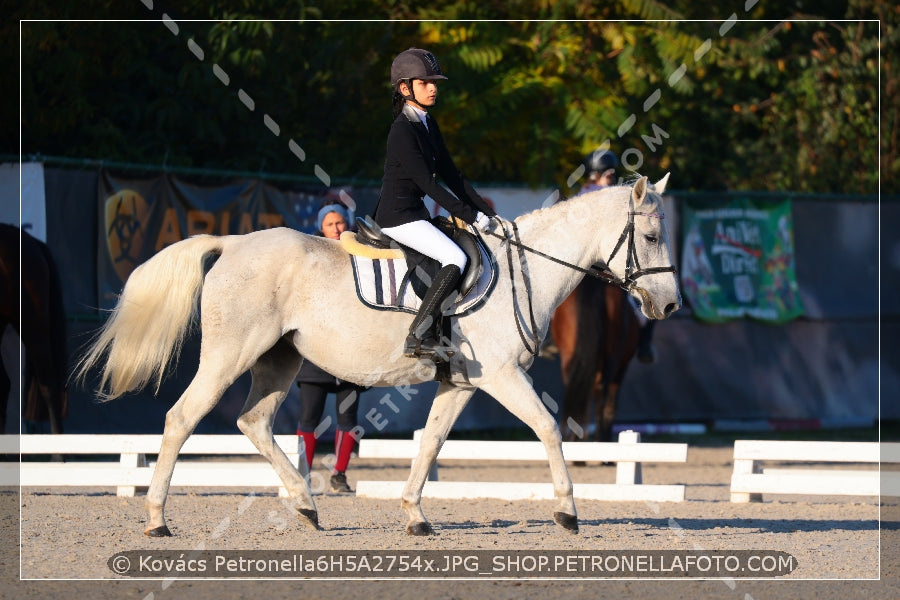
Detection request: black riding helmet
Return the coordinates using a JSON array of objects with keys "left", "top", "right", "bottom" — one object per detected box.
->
[
  {"left": 584, "top": 149, "right": 619, "bottom": 176},
  {"left": 391, "top": 48, "right": 447, "bottom": 109}
]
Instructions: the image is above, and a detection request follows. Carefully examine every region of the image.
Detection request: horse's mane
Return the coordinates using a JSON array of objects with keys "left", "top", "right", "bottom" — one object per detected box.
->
[{"left": 513, "top": 181, "right": 634, "bottom": 230}]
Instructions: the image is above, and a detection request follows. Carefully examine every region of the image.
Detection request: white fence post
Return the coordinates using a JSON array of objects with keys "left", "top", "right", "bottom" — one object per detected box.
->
[
  {"left": 730, "top": 457, "right": 762, "bottom": 503},
  {"left": 615, "top": 430, "right": 643, "bottom": 485},
  {"left": 116, "top": 451, "right": 147, "bottom": 497}
]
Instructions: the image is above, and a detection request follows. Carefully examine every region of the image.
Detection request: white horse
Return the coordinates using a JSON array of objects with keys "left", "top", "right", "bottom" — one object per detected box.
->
[{"left": 75, "top": 174, "right": 680, "bottom": 537}]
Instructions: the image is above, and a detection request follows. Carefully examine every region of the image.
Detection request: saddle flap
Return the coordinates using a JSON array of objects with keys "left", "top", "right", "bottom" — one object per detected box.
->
[{"left": 453, "top": 227, "right": 483, "bottom": 296}]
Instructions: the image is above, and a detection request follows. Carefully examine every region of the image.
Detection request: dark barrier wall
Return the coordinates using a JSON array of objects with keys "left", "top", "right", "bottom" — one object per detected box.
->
[
  {"left": 43, "top": 168, "right": 99, "bottom": 316},
  {"left": 37, "top": 168, "right": 894, "bottom": 434}
]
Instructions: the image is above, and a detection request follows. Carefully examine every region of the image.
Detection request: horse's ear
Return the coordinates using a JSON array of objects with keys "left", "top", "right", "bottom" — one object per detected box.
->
[
  {"left": 653, "top": 172, "right": 671, "bottom": 195},
  {"left": 631, "top": 176, "right": 649, "bottom": 206}
]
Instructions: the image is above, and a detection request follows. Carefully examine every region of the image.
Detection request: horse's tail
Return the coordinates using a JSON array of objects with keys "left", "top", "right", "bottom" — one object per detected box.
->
[
  {"left": 74, "top": 235, "right": 224, "bottom": 401},
  {"left": 563, "top": 277, "right": 607, "bottom": 430}
]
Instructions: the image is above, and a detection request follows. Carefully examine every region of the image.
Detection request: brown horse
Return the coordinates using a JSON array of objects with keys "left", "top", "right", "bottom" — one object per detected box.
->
[
  {"left": 550, "top": 275, "right": 639, "bottom": 442},
  {"left": 0, "top": 224, "right": 68, "bottom": 433}
]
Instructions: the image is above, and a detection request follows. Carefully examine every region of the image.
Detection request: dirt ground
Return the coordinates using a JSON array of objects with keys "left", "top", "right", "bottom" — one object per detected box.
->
[{"left": 2, "top": 445, "right": 900, "bottom": 599}]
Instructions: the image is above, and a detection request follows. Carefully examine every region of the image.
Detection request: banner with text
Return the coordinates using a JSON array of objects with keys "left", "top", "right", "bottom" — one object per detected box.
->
[
  {"left": 680, "top": 198, "right": 804, "bottom": 323},
  {"left": 97, "top": 170, "right": 335, "bottom": 310}
]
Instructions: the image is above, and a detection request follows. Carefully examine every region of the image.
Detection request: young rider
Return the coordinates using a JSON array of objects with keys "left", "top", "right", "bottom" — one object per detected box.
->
[{"left": 374, "top": 48, "right": 498, "bottom": 357}]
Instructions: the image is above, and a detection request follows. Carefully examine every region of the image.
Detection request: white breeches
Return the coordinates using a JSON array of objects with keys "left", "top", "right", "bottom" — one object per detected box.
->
[{"left": 380, "top": 220, "right": 467, "bottom": 270}]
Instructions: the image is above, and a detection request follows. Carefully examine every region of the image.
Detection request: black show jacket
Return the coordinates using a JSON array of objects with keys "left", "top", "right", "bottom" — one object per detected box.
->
[{"left": 374, "top": 104, "right": 495, "bottom": 228}]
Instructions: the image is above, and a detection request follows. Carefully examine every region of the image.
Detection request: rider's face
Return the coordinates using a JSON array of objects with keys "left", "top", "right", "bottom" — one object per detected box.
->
[{"left": 403, "top": 79, "right": 438, "bottom": 108}]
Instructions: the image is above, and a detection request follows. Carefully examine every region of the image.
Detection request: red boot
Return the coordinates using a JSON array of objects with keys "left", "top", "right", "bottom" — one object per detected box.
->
[
  {"left": 297, "top": 429, "right": 317, "bottom": 470},
  {"left": 330, "top": 429, "right": 357, "bottom": 493}
]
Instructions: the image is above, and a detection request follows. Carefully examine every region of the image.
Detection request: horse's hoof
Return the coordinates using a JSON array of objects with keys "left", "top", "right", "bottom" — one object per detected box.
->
[
  {"left": 299, "top": 508, "right": 322, "bottom": 530},
  {"left": 144, "top": 525, "right": 172, "bottom": 537},
  {"left": 406, "top": 521, "right": 435, "bottom": 536},
  {"left": 553, "top": 512, "right": 579, "bottom": 534}
]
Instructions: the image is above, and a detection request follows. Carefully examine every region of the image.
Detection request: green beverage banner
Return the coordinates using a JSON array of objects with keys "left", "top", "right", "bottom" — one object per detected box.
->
[{"left": 680, "top": 198, "right": 804, "bottom": 323}]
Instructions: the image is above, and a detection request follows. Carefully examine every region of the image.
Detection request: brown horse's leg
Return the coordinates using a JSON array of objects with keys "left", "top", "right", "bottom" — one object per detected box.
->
[
  {"left": 596, "top": 286, "right": 640, "bottom": 443},
  {"left": 20, "top": 231, "right": 67, "bottom": 436},
  {"left": 552, "top": 292, "right": 579, "bottom": 439},
  {"left": 597, "top": 383, "right": 621, "bottom": 443},
  {"left": 554, "top": 287, "right": 599, "bottom": 442}
]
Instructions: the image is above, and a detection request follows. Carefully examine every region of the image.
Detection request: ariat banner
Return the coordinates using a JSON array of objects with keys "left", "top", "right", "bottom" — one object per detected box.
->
[
  {"left": 680, "top": 198, "right": 804, "bottom": 323},
  {"left": 97, "top": 170, "right": 327, "bottom": 310}
]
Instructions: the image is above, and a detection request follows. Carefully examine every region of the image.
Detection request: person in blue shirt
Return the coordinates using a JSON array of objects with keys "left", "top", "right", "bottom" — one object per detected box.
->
[{"left": 295, "top": 203, "right": 365, "bottom": 493}]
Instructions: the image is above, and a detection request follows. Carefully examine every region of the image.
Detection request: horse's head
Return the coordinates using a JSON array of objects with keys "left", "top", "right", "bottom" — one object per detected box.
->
[{"left": 605, "top": 174, "right": 682, "bottom": 320}]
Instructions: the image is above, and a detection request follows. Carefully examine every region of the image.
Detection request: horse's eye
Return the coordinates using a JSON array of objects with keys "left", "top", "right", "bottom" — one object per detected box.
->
[{"left": 645, "top": 235, "right": 658, "bottom": 244}]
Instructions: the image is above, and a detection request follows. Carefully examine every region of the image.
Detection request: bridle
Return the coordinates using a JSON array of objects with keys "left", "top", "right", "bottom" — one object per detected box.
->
[
  {"left": 599, "top": 208, "right": 678, "bottom": 292},
  {"left": 484, "top": 206, "right": 676, "bottom": 357}
]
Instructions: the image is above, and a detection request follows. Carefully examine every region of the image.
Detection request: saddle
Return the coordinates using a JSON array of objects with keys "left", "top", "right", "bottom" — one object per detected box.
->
[{"left": 350, "top": 216, "right": 484, "bottom": 299}]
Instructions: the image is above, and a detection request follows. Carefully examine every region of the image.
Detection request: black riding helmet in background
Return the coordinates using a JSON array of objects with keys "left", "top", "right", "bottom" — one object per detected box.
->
[
  {"left": 391, "top": 48, "right": 447, "bottom": 109},
  {"left": 584, "top": 149, "right": 620, "bottom": 178}
]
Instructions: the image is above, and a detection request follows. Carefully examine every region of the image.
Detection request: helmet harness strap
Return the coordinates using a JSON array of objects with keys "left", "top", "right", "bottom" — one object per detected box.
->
[{"left": 398, "top": 78, "right": 429, "bottom": 111}]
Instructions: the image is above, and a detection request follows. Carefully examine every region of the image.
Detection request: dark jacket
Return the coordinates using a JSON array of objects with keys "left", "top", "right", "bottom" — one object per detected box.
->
[
  {"left": 374, "top": 104, "right": 495, "bottom": 228},
  {"left": 296, "top": 358, "right": 359, "bottom": 387}
]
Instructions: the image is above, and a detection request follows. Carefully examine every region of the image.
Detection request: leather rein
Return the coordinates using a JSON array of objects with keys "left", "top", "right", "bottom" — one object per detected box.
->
[{"left": 484, "top": 209, "right": 676, "bottom": 357}]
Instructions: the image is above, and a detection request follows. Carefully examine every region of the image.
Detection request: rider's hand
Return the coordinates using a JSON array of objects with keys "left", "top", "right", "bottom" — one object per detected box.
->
[{"left": 474, "top": 212, "right": 492, "bottom": 232}]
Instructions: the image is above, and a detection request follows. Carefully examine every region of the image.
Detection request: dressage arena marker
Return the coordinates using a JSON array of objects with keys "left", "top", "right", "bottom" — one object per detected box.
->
[
  {"left": 355, "top": 429, "right": 688, "bottom": 502},
  {"left": 730, "top": 440, "right": 900, "bottom": 502},
  {"left": 0, "top": 434, "right": 300, "bottom": 497}
]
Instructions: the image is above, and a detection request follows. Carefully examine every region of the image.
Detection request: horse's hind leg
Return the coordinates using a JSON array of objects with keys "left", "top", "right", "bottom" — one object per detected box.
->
[
  {"left": 482, "top": 367, "right": 578, "bottom": 533},
  {"left": 144, "top": 371, "right": 230, "bottom": 536},
  {"left": 402, "top": 382, "right": 474, "bottom": 535},
  {"left": 236, "top": 339, "right": 319, "bottom": 530}
]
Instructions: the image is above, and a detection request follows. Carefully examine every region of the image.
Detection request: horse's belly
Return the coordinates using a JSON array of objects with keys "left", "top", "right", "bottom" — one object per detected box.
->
[{"left": 289, "top": 330, "right": 436, "bottom": 388}]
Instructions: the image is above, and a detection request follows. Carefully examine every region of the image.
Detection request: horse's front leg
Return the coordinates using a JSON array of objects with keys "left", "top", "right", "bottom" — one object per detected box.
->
[
  {"left": 481, "top": 367, "right": 578, "bottom": 533},
  {"left": 402, "top": 382, "right": 474, "bottom": 536}
]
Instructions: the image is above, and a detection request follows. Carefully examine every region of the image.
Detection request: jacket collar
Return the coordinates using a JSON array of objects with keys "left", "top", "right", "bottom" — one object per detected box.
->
[
  {"left": 401, "top": 103, "right": 427, "bottom": 127},
  {"left": 401, "top": 103, "right": 439, "bottom": 155}
]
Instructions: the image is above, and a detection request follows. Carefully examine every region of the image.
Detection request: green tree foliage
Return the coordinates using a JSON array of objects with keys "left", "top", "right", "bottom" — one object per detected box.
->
[{"left": 6, "top": 0, "right": 890, "bottom": 194}]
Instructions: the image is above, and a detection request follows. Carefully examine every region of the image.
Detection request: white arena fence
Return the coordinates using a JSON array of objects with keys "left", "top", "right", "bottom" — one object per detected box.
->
[
  {"left": 355, "top": 429, "right": 689, "bottom": 502},
  {"left": 3, "top": 434, "right": 899, "bottom": 504},
  {"left": 0, "top": 434, "right": 301, "bottom": 497},
  {"left": 730, "top": 440, "right": 900, "bottom": 502}
]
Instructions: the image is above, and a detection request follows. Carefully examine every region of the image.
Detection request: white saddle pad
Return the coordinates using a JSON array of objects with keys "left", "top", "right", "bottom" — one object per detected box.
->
[{"left": 349, "top": 239, "right": 496, "bottom": 316}]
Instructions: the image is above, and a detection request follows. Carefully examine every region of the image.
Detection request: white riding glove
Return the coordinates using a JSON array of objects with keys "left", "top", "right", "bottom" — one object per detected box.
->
[{"left": 474, "top": 212, "right": 492, "bottom": 232}]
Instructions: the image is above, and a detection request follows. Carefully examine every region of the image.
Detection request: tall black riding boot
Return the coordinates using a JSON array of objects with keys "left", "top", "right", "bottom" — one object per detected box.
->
[{"left": 404, "top": 264, "right": 461, "bottom": 358}]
